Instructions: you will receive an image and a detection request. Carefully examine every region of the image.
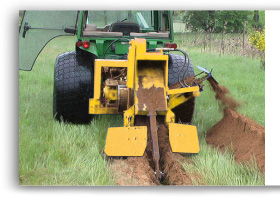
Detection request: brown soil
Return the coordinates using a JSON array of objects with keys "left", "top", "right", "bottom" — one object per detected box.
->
[
  {"left": 206, "top": 78, "right": 265, "bottom": 173},
  {"left": 110, "top": 154, "right": 158, "bottom": 186},
  {"left": 109, "top": 116, "right": 158, "bottom": 186},
  {"left": 206, "top": 108, "right": 265, "bottom": 173},
  {"left": 136, "top": 85, "right": 166, "bottom": 111},
  {"left": 157, "top": 118, "right": 193, "bottom": 185},
  {"left": 208, "top": 77, "right": 240, "bottom": 110}
]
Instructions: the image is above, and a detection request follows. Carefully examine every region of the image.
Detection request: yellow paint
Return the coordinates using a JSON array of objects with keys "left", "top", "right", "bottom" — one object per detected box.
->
[
  {"left": 143, "top": 103, "right": 147, "bottom": 111},
  {"left": 94, "top": 59, "right": 128, "bottom": 100},
  {"left": 104, "top": 86, "right": 118, "bottom": 101},
  {"left": 165, "top": 109, "right": 175, "bottom": 125},
  {"left": 137, "top": 66, "right": 165, "bottom": 89},
  {"left": 127, "top": 39, "right": 136, "bottom": 88},
  {"left": 89, "top": 99, "right": 121, "bottom": 114},
  {"left": 124, "top": 106, "right": 135, "bottom": 127},
  {"left": 104, "top": 126, "right": 147, "bottom": 156},
  {"left": 193, "top": 91, "right": 200, "bottom": 97},
  {"left": 168, "top": 94, "right": 193, "bottom": 110},
  {"left": 167, "top": 86, "right": 199, "bottom": 95},
  {"left": 169, "top": 123, "right": 200, "bottom": 153}
]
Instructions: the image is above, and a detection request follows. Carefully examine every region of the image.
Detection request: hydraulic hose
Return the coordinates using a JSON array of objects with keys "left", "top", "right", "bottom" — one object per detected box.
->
[
  {"left": 103, "top": 38, "right": 130, "bottom": 59},
  {"left": 147, "top": 48, "right": 190, "bottom": 87}
]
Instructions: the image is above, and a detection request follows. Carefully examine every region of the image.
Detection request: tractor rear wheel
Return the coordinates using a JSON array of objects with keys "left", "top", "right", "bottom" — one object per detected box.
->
[
  {"left": 168, "top": 54, "right": 195, "bottom": 86},
  {"left": 53, "top": 51, "right": 94, "bottom": 124},
  {"left": 168, "top": 54, "right": 196, "bottom": 124}
]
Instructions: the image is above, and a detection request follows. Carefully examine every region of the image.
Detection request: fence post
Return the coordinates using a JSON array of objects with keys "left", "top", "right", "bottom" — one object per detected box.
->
[
  {"left": 181, "top": 32, "right": 184, "bottom": 47},
  {"left": 209, "top": 30, "right": 212, "bottom": 53}
]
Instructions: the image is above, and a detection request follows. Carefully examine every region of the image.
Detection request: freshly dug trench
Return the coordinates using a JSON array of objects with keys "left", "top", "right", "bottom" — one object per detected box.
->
[
  {"left": 136, "top": 116, "right": 194, "bottom": 185},
  {"left": 157, "top": 117, "right": 193, "bottom": 185},
  {"left": 110, "top": 117, "right": 159, "bottom": 186},
  {"left": 110, "top": 116, "right": 195, "bottom": 185},
  {"left": 206, "top": 78, "right": 265, "bottom": 173},
  {"left": 110, "top": 154, "right": 158, "bottom": 186}
]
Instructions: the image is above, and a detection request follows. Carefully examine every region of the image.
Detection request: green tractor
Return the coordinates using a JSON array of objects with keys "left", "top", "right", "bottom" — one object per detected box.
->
[
  {"left": 20, "top": 10, "right": 220, "bottom": 181},
  {"left": 19, "top": 10, "right": 196, "bottom": 125}
]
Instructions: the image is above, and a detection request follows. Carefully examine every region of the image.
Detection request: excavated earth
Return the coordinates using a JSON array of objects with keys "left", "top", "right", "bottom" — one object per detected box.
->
[
  {"left": 206, "top": 78, "right": 265, "bottom": 173},
  {"left": 206, "top": 108, "right": 265, "bottom": 173}
]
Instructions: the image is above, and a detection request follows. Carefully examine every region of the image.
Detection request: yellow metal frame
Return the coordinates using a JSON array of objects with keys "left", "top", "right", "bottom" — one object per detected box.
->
[
  {"left": 134, "top": 47, "right": 168, "bottom": 115},
  {"left": 90, "top": 38, "right": 201, "bottom": 157},
  {"left": 89, "top": 60, "right": 128, "bottom": 114},
  {"left": 89, "top": 37, "right": 201, "bottom": 119},
  {"left": 167, "top": 86, "right": 199, "bottom": 95},
  {"left": 89, "top": 38, "right": 170, "bottom": 116},
  {"left": 169, "top": 123, "right": 200, "bottom": 153},
  {"left": 104, "top": 126, "right": 147, "bottom": 156}
]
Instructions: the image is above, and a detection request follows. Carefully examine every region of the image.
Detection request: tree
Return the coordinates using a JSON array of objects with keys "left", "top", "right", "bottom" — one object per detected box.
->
[
  {"left": 251, "top": 10, "right": 264, "bottom": 30},
  {"left": 182, "top": 10, "right": 260, "bottom": 33},
  {"left": 183, "top": 11, "right": 215, "bottom": 32},
  {"left": 214, "top": 11, "right": 252, "bottom": 33}
]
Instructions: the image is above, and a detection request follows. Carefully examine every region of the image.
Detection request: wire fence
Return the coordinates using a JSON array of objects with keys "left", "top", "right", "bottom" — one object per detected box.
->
[
  {"left": 173, "top": 23, "right": 263, "bottom": 58},
  {"left": 175, "top": 32, "right": 263, "bottom": 58}
]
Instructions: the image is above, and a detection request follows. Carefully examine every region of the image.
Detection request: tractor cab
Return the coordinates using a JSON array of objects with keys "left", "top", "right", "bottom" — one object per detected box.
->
[
  {"left": 19, "top": 10, "right": 173, "bottom": 71},
  {"left": 82, "top": 11, "right": 171, "bottom": 38}
]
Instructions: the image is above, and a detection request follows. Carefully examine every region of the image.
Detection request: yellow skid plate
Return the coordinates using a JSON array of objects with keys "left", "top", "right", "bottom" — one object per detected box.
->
[
  {"left": 104, "top": 126, "right": 147, "bottom": 156},
  {"left": 169, "top": 123, "right": 200, "bottom": 153}
]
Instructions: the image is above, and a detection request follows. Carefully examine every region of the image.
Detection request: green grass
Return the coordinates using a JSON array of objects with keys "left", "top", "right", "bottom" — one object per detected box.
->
[
  {"left": 19, "top": 36, "right": 265, "bottom": 185},
  {"left": 19, "top": 36, "right": 123, "bottom": 185},
  {"left": 181, "top": 144, "right": 264, "bottom": 185},
  {"left": 177, "top": 41, "right": 265, "bottom": 185}
]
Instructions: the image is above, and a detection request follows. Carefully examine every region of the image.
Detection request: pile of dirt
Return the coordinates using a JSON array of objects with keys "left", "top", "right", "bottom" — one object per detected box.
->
[
  {"left": 206, "top": 108, "right": 265, "bottom": 173},
  {"left": 206, "top": 78, "right": 265, "bottom": 173},
  {"left": 207, "top": 78, "right": 265, "bottom": 173}
]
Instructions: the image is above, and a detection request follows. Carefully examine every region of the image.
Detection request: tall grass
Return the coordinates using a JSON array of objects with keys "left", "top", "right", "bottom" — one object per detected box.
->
[
  {"left": 19, "top": 35, "right": 265, "bottom": 185},
  {"left": 181, "top": 144, "right": 264, "bottom": 185},
  {"left": 19, "top": 36, "right": 122, "bottom": 185}
]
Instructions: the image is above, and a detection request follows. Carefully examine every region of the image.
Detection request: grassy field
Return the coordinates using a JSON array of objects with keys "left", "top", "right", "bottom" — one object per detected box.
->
[{"left": 19, "top": 36, "right": 265, "bottom": 185}]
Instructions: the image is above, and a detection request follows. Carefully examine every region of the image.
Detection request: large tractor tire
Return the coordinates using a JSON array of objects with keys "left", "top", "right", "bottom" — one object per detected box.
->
[
  {"left": 168, "top": 54, "right": 195, "bottom": 86},
  {"left": 53, "top": 51, "right": 94, "bottom": 124},
  {"left": 168, "top": 54, "right": 196, "bottom": 124}
]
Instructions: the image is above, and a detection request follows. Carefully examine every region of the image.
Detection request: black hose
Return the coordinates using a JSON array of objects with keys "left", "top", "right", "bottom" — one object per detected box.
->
[
  {"left": 181, "top": 52, "right": 191, "bottom": 87},
  {"left": 146, "top": 48, "right": 190, "bottom": 87},
  {"left": 103, "top": 38, "right": 130, "bottom": 59},
  {"left": 173, "top": 49, "right": 190, "bottom": 87}
]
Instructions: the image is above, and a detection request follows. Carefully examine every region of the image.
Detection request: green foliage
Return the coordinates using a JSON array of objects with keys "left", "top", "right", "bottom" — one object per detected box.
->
[
  {"left": 249, "top": 29, "right": 265, "bottom": 68},
  {"left": 182, "top": 10, "right": 264, "bottom": 33},
  {"left": 249, "top": 10, "right": 265, "bottom": 30},
  {"left": 183, "top": 11, "right": 215, "bottom": 32},
  {"left": 214, "top": 10, "right": 252, "bottom": 33}
]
